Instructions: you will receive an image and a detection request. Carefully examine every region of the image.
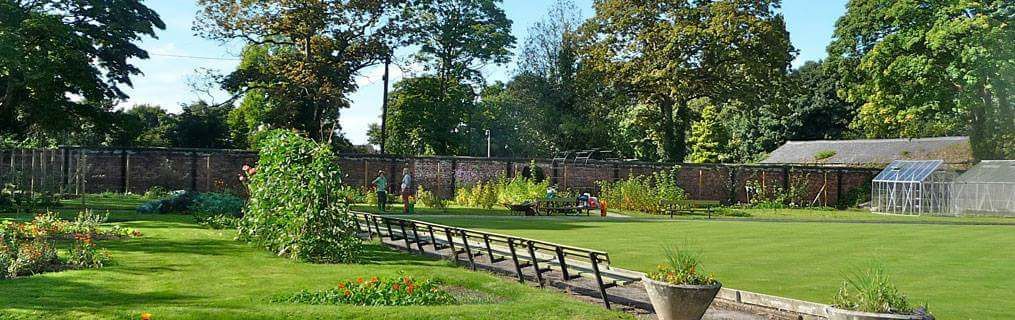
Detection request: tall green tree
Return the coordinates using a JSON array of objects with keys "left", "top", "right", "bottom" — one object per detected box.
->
[
  {"left": 827, "top": 0, "right": 1014, "bottom": 159},
  {"left": 0, "top": 0, "right": 164, "bottom": 141},
  {"left": 784, "top": 61, "right": 854, "bottom": 141},
  {"left": 381, "top": 77, "right": 474, "bottom": 155},
  {"left": 170, "top": 101, "right": 233, "bottom": 149},
  {"left": 123, "top": 104, "right": 175, "bottom": 147},
  {"left": 580, "top": 0, "right": 794, "bottom": 161},
  {"left": 195, "top": 0, "right": 398, "bottom": 143},
  {"left": 400, "top": 0, "right": 515, "bottom": 84}
]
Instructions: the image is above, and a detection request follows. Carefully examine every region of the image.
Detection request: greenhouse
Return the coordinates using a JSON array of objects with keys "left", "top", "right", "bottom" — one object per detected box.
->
[
  {"left": 950, "top": 160, "right": 1015, "bottom": 216},
  {"left": 870, "top": 160, "right": 956, "bottom": 215}
]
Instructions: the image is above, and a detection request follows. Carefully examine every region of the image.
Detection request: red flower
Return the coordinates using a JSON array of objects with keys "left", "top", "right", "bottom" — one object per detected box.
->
[
  {"left": 392, "top": 283, "right": 400, "bottom": 291},
  {"left": 407, "top": 284, "right": 415, "bottom": 294}
]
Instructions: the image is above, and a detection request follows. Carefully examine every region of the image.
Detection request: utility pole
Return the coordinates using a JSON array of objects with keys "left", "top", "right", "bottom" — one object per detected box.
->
[{"left": 379, "top": 51, "right": 391, "bottom": 155}]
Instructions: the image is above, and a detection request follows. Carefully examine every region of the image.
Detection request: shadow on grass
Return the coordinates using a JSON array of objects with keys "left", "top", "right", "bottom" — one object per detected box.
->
[{"left": 0, "top": 274, "right": 201, "bottom": 313}]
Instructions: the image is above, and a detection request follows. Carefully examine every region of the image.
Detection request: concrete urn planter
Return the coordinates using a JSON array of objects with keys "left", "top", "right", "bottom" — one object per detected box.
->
[
  {"left": 825, "top": 307, "right": 931, "bottom": 320},
  {"left": 641, "top": 275, "right": 721, "bottom": 320}
]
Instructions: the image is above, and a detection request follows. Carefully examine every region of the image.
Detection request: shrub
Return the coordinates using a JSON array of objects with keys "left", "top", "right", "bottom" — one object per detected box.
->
[
  {"left": 7, "top": 238, "right": 59, "bottom": 278},
  {"left": 142, "top": 186, "right": 170, "bottom": 200},
  {"left": 336, "top": 186, "right": 367, "bottom": 205},
  {"left": 68, "top": 233, "right": 109, "bottom": 269},
  {"left": 274, "top": 275, "right": 456, "bottom": 306},
  {"left": 136, "top": 191, "right": 195, "bottom": 214},
  {"left": 495, "top": 177, "right": 548, "bottom": 205},
  {"left": 833, "top": 264, "right": 919, "bottom": 315},
  {"left": 647, "top": 247, "right": 717, "bottom": 286},
  {"left": 190, "top": 192, "right": 245, "bottom": 218},
  {"left": 238, "top": 130, "right": 361, "bottom": 263},
  {"left": 836, "top": 184, "right": 871, "bottom": 209},
  {"left": 598, "top": 168, "right": 687, "bottom": 213},
  {"left": 417, "top": 186, "right": 448, "bottom": 211}
]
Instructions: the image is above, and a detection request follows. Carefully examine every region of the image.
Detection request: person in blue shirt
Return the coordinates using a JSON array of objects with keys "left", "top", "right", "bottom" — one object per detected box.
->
[{"left": 371, "top": 170, "right": 387, "bottom": 212}]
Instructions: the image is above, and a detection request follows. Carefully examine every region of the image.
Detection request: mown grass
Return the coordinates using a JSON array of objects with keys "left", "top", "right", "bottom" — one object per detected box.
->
[
  {"left": 0, "top": 210, "right": 630, "bottom": 320},
  {"left": 414, "top": 215, "right": 1015, "bottom": 320}
]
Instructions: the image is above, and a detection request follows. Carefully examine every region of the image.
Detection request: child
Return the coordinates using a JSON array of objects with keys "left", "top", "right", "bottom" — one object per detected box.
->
[{"left": 372, "top": 170, "right": 387, "bottom": 212}]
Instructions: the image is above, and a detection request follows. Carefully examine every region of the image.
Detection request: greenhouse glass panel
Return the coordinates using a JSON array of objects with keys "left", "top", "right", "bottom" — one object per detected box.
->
[
  {"left": 951, "top": 160, "right": 1015, "bottom": 216},
  {"left": 871, "top": 160, "right": 953, "bottom": 215}
]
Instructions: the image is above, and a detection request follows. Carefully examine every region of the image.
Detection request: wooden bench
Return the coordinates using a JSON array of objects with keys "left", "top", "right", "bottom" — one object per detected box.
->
[
  {"left": 536, "top": 198, "right": 590, "bottom": 216},
  {"left": 660, "top": 199, "right": 722, "bottom": 218}
]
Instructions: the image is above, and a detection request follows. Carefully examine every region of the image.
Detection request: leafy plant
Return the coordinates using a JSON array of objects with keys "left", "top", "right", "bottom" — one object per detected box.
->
[
  {"left": 68, "top": 233, "right": 109, "bottom": 269},
  {"left": 238, "top": 130, "right": 361, "bottom": 263},
  {"left": 833, "top": 264, "right": 919, "bottom": 315},
  {"left": 417, "top": 186, "right": 448, "bottom": 211},
  {"left": 647, "top": 247, "right": 717, "bottom": 286},
  {"left": 814, "top": 150, "right": 837, "bottom": 160},
  {"left": 274, "top": 275, "right": 456, "bottom": 306},
  {"left": 598, "top": 167, "right": 687, "bottom": 214},
  {"left": 190, "top": 192, "right": 245, "bottom": 218},
  {"left": 836, "top": 184, "right": 871, "bottom": 209},
  {"left": 142, "top": 186, "right": 170, "bottom": 200}
]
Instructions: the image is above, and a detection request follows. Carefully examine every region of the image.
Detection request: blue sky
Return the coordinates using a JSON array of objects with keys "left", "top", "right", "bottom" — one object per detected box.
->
[{"left": 121, "top": 0, "right": 848, "bottom": 145}]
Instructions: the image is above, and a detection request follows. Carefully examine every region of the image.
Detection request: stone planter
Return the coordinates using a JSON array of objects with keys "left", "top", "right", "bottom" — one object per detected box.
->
[
  {"left": 825, "top": 307, "right": 930, "bottom": 320},
  {"left": 641, "top": 275, "right": 721, "bottom": 320}
]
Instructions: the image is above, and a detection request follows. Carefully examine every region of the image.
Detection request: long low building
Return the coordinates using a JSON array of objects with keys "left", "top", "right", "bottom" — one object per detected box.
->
[{"left": 760, "top": 136, "right": 974, "bottom": 169}]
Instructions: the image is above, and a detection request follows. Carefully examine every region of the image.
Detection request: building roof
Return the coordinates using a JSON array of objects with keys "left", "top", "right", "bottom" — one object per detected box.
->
[
  {"left": 873, "top": 160, "right": 944, "bottom": 183},
  {"left": 956, "top": 160, "right": 1015, "bottom": 183},
  {"left": 760, "top": 136, "right": 973, "bottom": 168}
]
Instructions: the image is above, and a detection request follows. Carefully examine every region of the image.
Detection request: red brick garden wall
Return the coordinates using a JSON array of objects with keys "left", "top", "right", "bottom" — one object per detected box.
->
[{"left": 0, "top": 147, "right": 879, "bottom": 206}]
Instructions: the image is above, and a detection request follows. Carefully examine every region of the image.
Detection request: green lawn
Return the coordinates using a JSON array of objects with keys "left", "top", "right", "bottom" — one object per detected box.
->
[
  {"left": 0, "top": 211, "right": 629, "bottom": 320},
  {"left": 412, "top": 215, "right": 1015, "bottom": 320}
]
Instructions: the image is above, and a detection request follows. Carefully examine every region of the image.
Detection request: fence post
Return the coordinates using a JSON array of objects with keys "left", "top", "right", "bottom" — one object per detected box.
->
[
  {"left": 460, "top": 230, "right": 476, "bottom": 270},
  {"left": 589, "top": 253, "right": 611, "bottom": 309},
  {"left": 190, "top": 151, "right": 198, "bottom": 191},
  {"left": 507, "top": 238, "right": 525, "bottom": 283},
  {"left": 526, "top": 241, "right": 544, "bottom": 287}
]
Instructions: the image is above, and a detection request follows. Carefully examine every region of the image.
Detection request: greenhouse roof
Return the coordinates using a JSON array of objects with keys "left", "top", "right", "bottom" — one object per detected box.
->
[
  {"left": 956, "top": 160, "right": 1015, "bottom": 183},
  {"left": 873, "top": 160, "right": 944, "bottom": 183}
]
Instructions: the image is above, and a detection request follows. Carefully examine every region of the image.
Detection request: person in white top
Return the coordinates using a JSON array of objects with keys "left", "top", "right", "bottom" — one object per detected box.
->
[{"left": 400, "top": 168, "right": 415, "bottom": 214}]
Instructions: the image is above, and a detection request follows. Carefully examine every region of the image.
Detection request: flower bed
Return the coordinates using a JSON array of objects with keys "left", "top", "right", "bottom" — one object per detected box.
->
[
  {"left": 273, "top": 275, "right": 457, "bottom": 306},
  {"left": 0, "top": 211, "right": 140, "bottom": 279}
]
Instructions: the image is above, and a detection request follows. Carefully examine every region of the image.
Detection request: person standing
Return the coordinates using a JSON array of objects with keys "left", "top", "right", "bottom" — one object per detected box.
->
[
  {"left": 400, "top": 168, "right": 415, "bottom": 214},
  {"left": 371, "top": 170, "right": 387, "bottom": 212}
]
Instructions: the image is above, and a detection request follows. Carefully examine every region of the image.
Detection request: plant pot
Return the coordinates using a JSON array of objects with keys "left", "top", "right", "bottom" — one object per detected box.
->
[
  {"left": 825, "top": 307, "right": 930, "bottom": 320},
  {"left": 641, "top": 276, "right": 721, "bottom": 320}
]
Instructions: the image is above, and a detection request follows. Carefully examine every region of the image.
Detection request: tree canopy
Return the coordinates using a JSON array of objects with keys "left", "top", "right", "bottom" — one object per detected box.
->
[
  {"left": 0, "top": 0, "right": 164, "bottom": 141},
  {"left": 580, "top": 0, "right": 795, "bottom": 161},
  {"left": 828, "top": 0, "right": 1014, "bottom": 159}
]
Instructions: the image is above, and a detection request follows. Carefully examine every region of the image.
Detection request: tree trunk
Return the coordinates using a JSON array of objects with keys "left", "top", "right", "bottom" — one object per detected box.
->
[{"left": 659, "top": 98, "right": 678, "bottom": 162}]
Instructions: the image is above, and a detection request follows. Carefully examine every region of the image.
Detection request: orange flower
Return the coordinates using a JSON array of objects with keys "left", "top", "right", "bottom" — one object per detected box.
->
[
  {"left": 357, "top": 277, "right": 364, "bottom": 283},
  {"left": 403, "top": 276, "right": 412, "bottom": 285},
  {"left": 338, "top": 283, "right": 346, "bottom": 289},
  {"left": 141, "top": 312, "right": 152, "bottom": 320},
  {"left": 370, "top": 276, "right": 378, "bottom": 283},
  {"left": 407, "top": 284, "right": 415, "bottom": 294},
  {"left": 344, "top": 290, "right": 352, "bottom": 297},
  {"left": 392, "top": 283, "right": 400, "bottom": 291}
]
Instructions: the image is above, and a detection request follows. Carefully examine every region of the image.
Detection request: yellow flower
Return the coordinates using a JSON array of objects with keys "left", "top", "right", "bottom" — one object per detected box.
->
[{"left": 141, "top": 312, "right": 152, "bottom": 320}]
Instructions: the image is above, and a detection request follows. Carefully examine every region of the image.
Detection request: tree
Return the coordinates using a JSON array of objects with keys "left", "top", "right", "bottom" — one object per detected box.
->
[
  {"left": 0, "top": 0, "right": 164, "bottom": 141},
  {"left": 170, "top": 101, "right": 233, "bottom": 149},
  {"left": 580, "top": 0, "right": 794, "bottom": 161},
  {"left": 784, "top": 61, "right": 853, "bottom": 141},
  {"left": 400, "top": 0, "right": 515, "bottom": 84},
  {"left": 686, "top": 99, "right": 731, "bottom": 163},
  {"left": 827, "top": 0, "right": 1014, "bottom": 159},
  {"left": 195, "top": 0, "right": 398, "bottom": 143},
  {"left": 123, "top": 104, "right": 175, "bottom": 147},
  {"left": 380, "top": 77, "right": 474, "bottom": 155}
]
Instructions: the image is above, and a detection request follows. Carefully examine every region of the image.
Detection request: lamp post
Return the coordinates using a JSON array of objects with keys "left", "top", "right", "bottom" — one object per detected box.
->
[
  {"left": 379, "top": 51, "right": 391, "bottom": 155},
  {"left": 485, "top": 129, "right": 491, "bottom": 158}
]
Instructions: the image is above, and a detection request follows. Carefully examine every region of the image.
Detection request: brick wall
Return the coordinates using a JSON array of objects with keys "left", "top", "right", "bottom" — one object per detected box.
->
[{"left": 0, "top": 147, "right": 879, "bottom": 206}]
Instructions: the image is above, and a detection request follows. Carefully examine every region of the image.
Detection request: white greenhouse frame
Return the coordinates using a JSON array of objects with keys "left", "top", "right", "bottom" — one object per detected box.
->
[
  {"left": 871, "top": 160, "right": 955, "bottom": 215},
  {"left": 950, "top": 160, "right": 1015, "bottom": 216}
]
